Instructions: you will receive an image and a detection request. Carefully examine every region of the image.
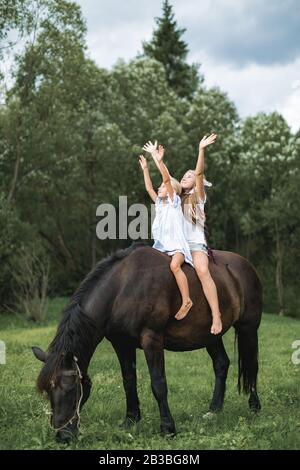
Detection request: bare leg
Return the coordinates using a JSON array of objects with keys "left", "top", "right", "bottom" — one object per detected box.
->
[
  {"left": 192, "top": 251, "right": 222, "bottom": 334},
  {"left": 170, "top": 252, "right": 193, "bottom": 320}
]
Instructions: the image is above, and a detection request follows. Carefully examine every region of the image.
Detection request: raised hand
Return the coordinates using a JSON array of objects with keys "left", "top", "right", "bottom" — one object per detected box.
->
[
  {"left": 139, "top": 154, "right": 148, "bottom": 170},
  {"left": 199, "top": 133, "right": 217, "bottom": 150},
  {"left": 156, "top": 144, "right": 165, "bottom": 162},
  {"left": 143, "top": 140, "right": 158, "bottom": 156}
]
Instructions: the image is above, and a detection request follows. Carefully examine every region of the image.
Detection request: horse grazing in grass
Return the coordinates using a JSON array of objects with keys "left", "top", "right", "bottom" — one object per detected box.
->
[{"left": 32, "top": 243, "right": 262, "bottom": 443}]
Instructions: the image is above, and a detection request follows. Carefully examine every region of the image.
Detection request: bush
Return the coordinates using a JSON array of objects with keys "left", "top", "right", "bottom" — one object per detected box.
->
[{"left": 10, "top": 246, "right": 50, "bottom": 322}]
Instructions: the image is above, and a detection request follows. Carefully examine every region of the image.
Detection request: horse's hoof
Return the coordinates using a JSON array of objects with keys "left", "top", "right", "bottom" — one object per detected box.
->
[
  {"left": 249, "top": 396, "right": 261, "bottom": 413},
  {"left": 202, "top": 411, "right": 217, "bottom": 420},
  {"left": 161, "top": 431, "right": 176, "bottom": 439},
  {"left": 249, "top": 403, "right": 261, "bottom": 414},
  {"left": 160, "top": 424, "right": 176, "bottom": 438}
]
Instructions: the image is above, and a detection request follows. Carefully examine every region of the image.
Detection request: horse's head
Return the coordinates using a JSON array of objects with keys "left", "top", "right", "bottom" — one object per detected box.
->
[{"left": 32, "top": 346, "right": 92, "bottom": 443}]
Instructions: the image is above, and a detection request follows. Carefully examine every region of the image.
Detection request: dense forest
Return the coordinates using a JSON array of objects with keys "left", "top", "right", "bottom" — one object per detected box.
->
[{"left": 0, "top": 0, "right": 299, "bottom": 319}]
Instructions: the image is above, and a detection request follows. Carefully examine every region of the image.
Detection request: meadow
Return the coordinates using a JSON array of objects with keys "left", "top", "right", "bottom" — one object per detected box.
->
[{"left": 0, "top": 298, "right": 299, "bottom": 450}]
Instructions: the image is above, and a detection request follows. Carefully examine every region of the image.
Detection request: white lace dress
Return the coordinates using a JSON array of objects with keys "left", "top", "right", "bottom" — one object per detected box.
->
[
  {"left": 182, "top": 191, "right": 207, "bottom": 246},
  {"left": 152, "top": 193, "right": 193, "bottom": 266}
]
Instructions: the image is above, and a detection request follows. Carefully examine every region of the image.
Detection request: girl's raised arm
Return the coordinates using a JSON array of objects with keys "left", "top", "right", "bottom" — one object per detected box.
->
[
  {"left": 195, "top": 133, "right": 217, "bottom": 201},
  {"left": 143, "top": 141, "right": 163, "bottom": 174},
  {"left": 139, "top": 155, "right": 157, "bottom": 203},
  {"left": 143, "top": 141, "right": 174, "bottom": 201}
]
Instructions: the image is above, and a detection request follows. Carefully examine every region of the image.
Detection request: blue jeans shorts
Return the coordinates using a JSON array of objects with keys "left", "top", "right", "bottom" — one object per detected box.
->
[{"left": 188, "top": 241, "right": 209, "bottom": 256}]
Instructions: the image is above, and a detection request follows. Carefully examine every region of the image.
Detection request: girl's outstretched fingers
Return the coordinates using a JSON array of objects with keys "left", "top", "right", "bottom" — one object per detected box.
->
[
  {"left": 157, "top": 144, "right": 165, "bottom": 161},
  {"left": 139, "top": 155, "right": 148, "bottom": 170},
  {"left": 143, "top": 140, "right": 157, "bottom": 153}
]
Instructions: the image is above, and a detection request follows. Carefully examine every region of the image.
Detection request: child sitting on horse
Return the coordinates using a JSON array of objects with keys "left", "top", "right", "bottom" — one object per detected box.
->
[
  {"left": 143, "top": 136, "right": 222, "bottom": 335},
  {"left": 139, "top": 144, "right": 193, "bottom": 320}
]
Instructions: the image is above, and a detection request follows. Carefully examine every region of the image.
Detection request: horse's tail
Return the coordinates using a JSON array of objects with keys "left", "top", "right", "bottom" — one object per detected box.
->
[
  {"left": 234, "top": 325, "right": 259, "bottom": 394},
  {"left": 226, "top": 264, "right": 253, "bottom": 394},
  {"left": 224, "top": 260, "right": 261, "bottom": 395}
]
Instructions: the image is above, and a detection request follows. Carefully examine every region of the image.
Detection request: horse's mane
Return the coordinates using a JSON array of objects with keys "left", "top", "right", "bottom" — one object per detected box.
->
[
  {"left": 70, "top": 242, "right": 147, "bottom": 304},
  {"left": 37, "top": 242, "right": 147, "bottom": 393}
]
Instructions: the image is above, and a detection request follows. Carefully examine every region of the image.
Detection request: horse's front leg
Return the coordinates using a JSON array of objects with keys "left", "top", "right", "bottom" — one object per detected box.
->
[
  {"left": 141, "top": 328, "right": 176, "bottom": 437},
  {"left": 111, "top": 340, "right": 141, "bottom": 427},
  {"left": 206, "top": 337, "right": 230, "bottom": 412}
]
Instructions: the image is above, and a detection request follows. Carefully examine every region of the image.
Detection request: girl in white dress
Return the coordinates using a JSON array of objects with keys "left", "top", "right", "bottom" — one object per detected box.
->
[
  {"left": 139, "top": 145, "right": 193, "bottom": 320},
  {"left": 180, "top": 134, "right": 222, "bottom": 334},
  {"left": 144, "top": 136, "right": 222, "bottom": 335}
]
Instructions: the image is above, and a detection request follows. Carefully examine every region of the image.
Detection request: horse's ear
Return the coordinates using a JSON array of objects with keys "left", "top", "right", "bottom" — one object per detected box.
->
[{"left": 32, "top": 346, "right": 47, "bottom": 362}]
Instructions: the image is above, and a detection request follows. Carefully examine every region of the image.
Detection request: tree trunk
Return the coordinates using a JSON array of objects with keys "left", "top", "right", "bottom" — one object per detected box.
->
[
  {"left": 235, "top": 223, "right": 240, "bottom": 252},
  {"left": 7, "top": 23, "right": 39, "bottom": 203},
  {"left": 86, "top": 148, "right": 97, "bottom": 269},
  {"left": 39, "top": 230, "right": 76, "bottom": 272},
  {"left": 7, "top": 151, "right": 21, "bottom": 203},
  {"left": 275, "top": 220, "right": 284, "bottom": 316},
  {"left": 246, "top": 235, "right": 250, "bottom": 260},
  {"left": 7, "top": 113, "right": 22, "bottom": 203}
]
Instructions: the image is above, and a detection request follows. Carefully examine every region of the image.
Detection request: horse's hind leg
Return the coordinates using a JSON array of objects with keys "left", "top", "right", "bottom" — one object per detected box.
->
[
  {"left": 141, "top": 328, "right": 176, "bottom": 436},
  {"left": 111, "top": 340, "right": 141, "bottom": 426},
  {"left": 206, "top": 337, "right": 230, "bottom": 412}
]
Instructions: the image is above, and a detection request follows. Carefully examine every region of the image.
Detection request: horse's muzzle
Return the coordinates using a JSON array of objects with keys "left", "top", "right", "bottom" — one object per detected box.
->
[{"left": 56, "top": 423, "right": 78, "bottom": 444}]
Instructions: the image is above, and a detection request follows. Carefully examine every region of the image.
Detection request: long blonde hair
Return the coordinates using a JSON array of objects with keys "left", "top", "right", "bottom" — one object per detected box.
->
[
  {"left": 170, "top": 177, "right": 182, "bottom": 195},
  {"left": 180, "top": 170, "right": 206, "bottom": 227}
]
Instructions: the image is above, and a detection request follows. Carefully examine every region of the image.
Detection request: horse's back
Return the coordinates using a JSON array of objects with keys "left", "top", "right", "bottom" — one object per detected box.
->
[
  {"left": 209, "top": 249, "right": 263, "bottom": 327},
  {"left": 107, "top": 245, "right": 262, "bottom": 350}
]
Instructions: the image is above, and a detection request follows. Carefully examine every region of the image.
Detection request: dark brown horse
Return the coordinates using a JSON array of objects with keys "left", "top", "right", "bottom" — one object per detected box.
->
[{"left": 32, "top": 243, "right": 262, "bottom": 443}]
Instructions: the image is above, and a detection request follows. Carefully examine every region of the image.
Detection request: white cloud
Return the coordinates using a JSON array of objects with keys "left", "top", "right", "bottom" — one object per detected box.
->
[
  {"left": 78, "top": 0, "right": 300, "bottom": 67},
  {"left": 84, "top": 20, "right": 300, "bottom": 132},
  {"left": 75, "top": 1, "right": 300, "bottom": 132},
  {"left": 86, "top": 23, "right": 153, "bottom": 68},
  {"left": 3, "top": 1, "right": 298, "bottom": 132},
  {"left": 193, "top": 52, "right": 300, "bottom": 131},
  {"left": 280, "top": 80, "right": 300, "bottom": 132},
  {"left": 178, "top": 0, "right": 300, "bottom": 66}
]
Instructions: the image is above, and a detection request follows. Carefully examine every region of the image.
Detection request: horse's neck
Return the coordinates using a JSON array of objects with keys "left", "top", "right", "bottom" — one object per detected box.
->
[
  {"left": 76, "top": 275, "right": 117, "bottom": 373},
  {"left": 80, "top": 270, "right": 116, "bottom": 341}
]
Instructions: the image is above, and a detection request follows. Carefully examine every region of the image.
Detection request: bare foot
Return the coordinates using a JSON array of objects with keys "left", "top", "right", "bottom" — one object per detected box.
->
[
  {"left": 175, "top": 299, "right": 193, "bottom": 320},
  {"left": 211, "top": 314, "right": 222, "bottom": 335}
]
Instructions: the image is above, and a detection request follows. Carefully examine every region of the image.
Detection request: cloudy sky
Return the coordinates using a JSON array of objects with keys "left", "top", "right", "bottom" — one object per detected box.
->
[{"left": 75, "top": 0, "right": 300, "bottom": 131}]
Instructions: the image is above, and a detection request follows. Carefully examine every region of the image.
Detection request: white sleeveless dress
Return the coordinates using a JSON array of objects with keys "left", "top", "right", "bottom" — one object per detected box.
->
[
  {"left": 152, "top": 193, "right": 193, "bottom": 266},
  {"left": 182, "top": 190, "right": 208, "bottom": 254}
]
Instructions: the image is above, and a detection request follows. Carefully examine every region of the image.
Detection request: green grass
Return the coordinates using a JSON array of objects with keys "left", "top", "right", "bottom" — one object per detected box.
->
[{"left": 0, "top": 298, "right": 299, "bottom": 450}]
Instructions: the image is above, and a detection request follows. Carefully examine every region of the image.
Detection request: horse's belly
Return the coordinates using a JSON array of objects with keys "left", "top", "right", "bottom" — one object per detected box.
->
[
  {"left": 164, "top": 337, "right": 208, "bottom": 351},
  {"left": 164, "top": 317, "right": 213, "bottom": 351}
]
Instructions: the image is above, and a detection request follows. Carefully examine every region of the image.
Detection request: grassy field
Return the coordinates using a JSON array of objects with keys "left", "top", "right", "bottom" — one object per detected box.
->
[{"left": 0, "top": 297, "right": 299, "bottom": 450}]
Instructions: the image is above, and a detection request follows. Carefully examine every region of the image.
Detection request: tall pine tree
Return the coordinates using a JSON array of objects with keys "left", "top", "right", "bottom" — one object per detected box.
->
[{"left": 142, "top": 0, "right": 201, "bottom": 100}]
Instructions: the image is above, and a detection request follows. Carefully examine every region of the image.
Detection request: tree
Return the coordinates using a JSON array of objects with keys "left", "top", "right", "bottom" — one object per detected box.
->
[
  {"left": 0, "top": 0, "right": 33, "bottom": 59},
  {"left": 183, "top": 86, "right": 240, "bottom": 250},
  {"left": 237, "top": 112, "right": 296, "bottom": 315},
  {"left": 142, "top": 0, "right": 201, "bottom": 100},
  {"left": 0, "top": 0, "right": 91, "bottom": 294}
]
